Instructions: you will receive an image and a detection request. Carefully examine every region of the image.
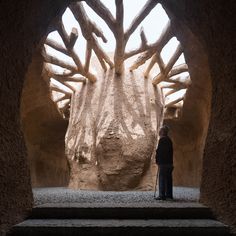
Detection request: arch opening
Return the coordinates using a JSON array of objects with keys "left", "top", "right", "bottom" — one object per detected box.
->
[
  {"left": 9, "top": 1, "right": 236, "bottom": 235},
  {"left": 20, "top": 0, "right": 211, "bottom": 192}
]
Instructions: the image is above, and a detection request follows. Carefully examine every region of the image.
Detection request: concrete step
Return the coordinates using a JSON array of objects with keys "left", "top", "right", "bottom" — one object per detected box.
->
[
  {"left": 10, "top": 219, "right": 230, "bottom": 236},
  {"left": 30, "top": 202, "right": 214, "bottom": 219}
]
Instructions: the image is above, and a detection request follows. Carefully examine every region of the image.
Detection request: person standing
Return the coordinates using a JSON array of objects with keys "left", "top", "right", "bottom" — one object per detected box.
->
[{"left": 155, "top": 125, "right": 174, "bottom": 200}]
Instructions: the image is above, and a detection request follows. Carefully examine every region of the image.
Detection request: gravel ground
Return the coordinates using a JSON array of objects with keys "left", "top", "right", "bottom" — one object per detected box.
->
[{"left": 33, "top": 187, "right": 200, "bottom": 206}]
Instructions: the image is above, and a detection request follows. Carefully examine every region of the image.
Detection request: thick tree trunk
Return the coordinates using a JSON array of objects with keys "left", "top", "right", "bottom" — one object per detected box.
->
[{"left": 65, "top": 68, "right": 164, "bottom": 190}]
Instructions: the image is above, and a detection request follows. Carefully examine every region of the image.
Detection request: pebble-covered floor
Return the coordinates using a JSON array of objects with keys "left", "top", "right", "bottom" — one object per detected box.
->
[{"left": 33, "top": 187, "right": 200, "bottom": 206}]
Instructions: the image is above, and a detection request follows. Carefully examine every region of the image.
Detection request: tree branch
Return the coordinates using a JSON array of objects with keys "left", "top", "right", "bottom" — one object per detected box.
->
[
  {"left": 56, "top": 19, "right": 70, "bottom": 46},
  {"left": 57, "top": 16, "right": 97, "bottom": 82},
  {"left": 165, "top": 43, "right": 183, "bottom": 73},
  {"left": 54, "top": 75, "right": 86, "bottom": 83},
  {"left": 164, "top": 89, "right": 178, "bottom": 97},
  {"left": 124, "top": 0, "right": 158, "bottom": 42},
  {"left": 125, "top": 21, "right": 172, "bottom": 60},
  {"left": 68, "top": 27, "right": 78, "bottom": 49},
  {"left": 70, "top": 2, "right": 114, "bottom": 70},
  {"left": 140, "top": 27, "right": 147, "bottom": 47},
  {"left": 63, "top": 76, "right": 87, "bottom": 83},
  {"left": 167, "top": 63, "right": 188, "bottom": 78},
  {"left": 165, "top": 95, "right": 185, "bottom": 107},
  {"left": 161, "top": 82, "right": 184, "bottom": 89},
  {"left": 152, "top": 43, "right": 183, "bottom": 85},
  {"left": 45, "top": 38, "right": 69, "bottom": 56},
  {"left": 54, "top": 94, "right": 70, "bottom": 103},
  {"left": 128, "top": 23, "right": 173, "bottom": 72},
  {"left": 156, "top": 54, "right": 165, "bottom": 73},
  {"left": 92, "top": 37, "right": 113, "bottom": 70},
  {"left": 70, "top": 50, "right": 97, "bottom": 82},
  {"left": 43, "top": 51, "right": 77, "bottom": 72},
  {"left": 50, "top": 83, "right": 72, "bottom": 96},
  {"left": 91, "top": 22, "right": 107, "bottom": 43},
  {"left": 60, "top": 100, "right": 71, "bottom": 113},
  {"left": 144, "top": 54, "right": 157, "bottom": 78},
  {"left": 113, "top": 0, "right": 125, "bottom": 74},
  {"left": 84, "top": 42, "right": 92, "bottom": 73},
  {"left": 115, "top": 0, "right": 124, "bottom": 27},
  {"left": 52, "top": 76, "right": 76, "bottom": 92},
  {"left": 48, "top": 69, "right": 75, "bottom": 78},
  {"left": 84, "top": 0, "right": 116, "bottom": 34},
  {"left": 46, "top": 63, "right": 87, "bottom": 84},
  {"left": 170, "top": 75, "right": 191, "bottom": 85},
  {"left": 45, "top": 69, "right": 77, "bottom": 92}
]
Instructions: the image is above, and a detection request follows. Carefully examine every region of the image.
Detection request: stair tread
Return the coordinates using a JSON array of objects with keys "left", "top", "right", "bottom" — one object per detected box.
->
[
  {"left": 34, "top": 202, "right": 208, "bottom": 209},
  {"left": 31, "top": 203, "right": 214, "bottom": 220},
  {"left": 15, "top": 219, "right": 227, "bottom": 228}
]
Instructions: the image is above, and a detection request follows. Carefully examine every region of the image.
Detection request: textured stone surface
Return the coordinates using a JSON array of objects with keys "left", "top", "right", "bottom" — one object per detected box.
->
[
  {"left": 0, "top": 1, "right": 69, "bottom": 235},
  {"left": 66, "top": 69, "right": 163, "bottom": 190},
  {"left": 159, "top": 0, "right": 236, "bottom": 227},
  {"left": 0, "top": 0, "right": 236, "bottom": 234},
  {"left": 12, "top": 189, "right": 229, "bottom": 236},
  {"left": 14, "top": 218, "right": 227, "bottom": 228},
  {"left": 21, "top": 50, "right": 69, "bottom": 187},
  {"left": 11, "top": 219, "right": 229, "bottom": 236},
  {"left": 164, "top": 17, "right": 211, "bottom": 187},
  {"left": 31, "top": 197, "right": 213, "bottom": 220}
]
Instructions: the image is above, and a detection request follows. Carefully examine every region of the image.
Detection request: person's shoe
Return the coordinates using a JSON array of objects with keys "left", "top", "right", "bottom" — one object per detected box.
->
[{"left": 155, "top": 196, "right": 166, "bottom": 200}]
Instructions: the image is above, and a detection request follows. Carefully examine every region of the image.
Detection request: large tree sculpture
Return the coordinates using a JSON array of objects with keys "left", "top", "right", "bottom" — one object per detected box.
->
[{"left": 42, "top": 0, "right": 190, "bottom": 190}]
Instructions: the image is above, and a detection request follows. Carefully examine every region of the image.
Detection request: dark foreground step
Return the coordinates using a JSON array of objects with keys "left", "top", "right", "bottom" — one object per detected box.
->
[
  {"left": 10, "top": 219, "right": 229, "bottom": 236},
  {"left": 31, "top": 202, "right": 214, "bottom": 219}
]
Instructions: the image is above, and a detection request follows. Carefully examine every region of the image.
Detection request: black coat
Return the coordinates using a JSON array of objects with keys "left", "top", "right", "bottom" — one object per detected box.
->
[{"left": 155, "top": 136, "right": 173, "bottom": 166}]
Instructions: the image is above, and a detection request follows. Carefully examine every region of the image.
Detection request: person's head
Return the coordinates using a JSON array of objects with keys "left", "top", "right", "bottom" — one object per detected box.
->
[{"left": 159, "top": 125, "right": 169, "bottom": 137}]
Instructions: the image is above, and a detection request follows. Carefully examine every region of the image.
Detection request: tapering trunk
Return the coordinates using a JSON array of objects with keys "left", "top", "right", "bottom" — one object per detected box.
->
[{"left": 65, "top": 67, "right": 164, "bottom": 190}]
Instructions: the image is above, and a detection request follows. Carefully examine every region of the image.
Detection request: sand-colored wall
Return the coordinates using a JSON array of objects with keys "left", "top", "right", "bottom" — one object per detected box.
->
[
  {"left": 160, "top": 0, "right": 236, "bottom": 227},
  {"left": 21, "top": 49, "right": 69, "bottom": 187},
  {"left": 0, "top": 0, "right": 235, "bottom": 234},
  {"left": 164, "top": 19, "right": 212, "bottom": 187},
  {"left": 0, "top": 1, "right": 68, "bottom": 234}
]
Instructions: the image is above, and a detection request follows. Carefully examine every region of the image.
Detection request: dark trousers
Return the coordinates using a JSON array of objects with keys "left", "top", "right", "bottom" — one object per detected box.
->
[{"left": 158, "top": 165, "right": 174, "bottom": 198}]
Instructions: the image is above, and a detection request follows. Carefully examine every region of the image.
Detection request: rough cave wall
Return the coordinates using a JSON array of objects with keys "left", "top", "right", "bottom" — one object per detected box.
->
[
  {"left": 164, "top": 19, "right": 211, "bottom": 187},
  {"left": 0, "top": 0, "right": 235, "bottom": 234},
  {"left": 160, "top": 0, "right": 236, "bottom": 227},
  {"left": 21, "top": 49, "right": 69, "bottom": 187},
  {"left": 0, "top": 1, "right": 69, "bottom": 235}
]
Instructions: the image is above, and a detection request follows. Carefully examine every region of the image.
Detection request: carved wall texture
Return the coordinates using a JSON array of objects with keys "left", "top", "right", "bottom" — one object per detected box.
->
[
  {"left": 66, "top": 68, "right": 163, "bottom": 190},
  {"left": 160, "top": 0, "right": 236, "bottom": 227},
  {"left": 165, "top": 18, "right": 211, "bottom": 187},
  {"left": 0, "top": 1, "right": 69, "bottom": 234},
  {"left": 0, "top": 0, "right": 235, "bottom": 234},
  {"left": 21, "top": 50, "right": 69, "bottom": 187}
]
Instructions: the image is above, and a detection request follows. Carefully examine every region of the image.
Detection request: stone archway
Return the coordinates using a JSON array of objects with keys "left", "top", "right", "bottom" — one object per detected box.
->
[
  {"left": 0, "top": 0, "right": 235, "bottom": 234},
  {"left": 31, "top": 1, "right": 208, "bottom": 191}
]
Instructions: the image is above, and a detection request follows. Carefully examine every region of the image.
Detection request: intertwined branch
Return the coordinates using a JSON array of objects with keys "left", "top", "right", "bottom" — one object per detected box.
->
[
  {"left": 84, "top": 0, "right": 159, "bottom": 74},
  {"left": 148, "top": 48, "right": 190, "bottom": 108},
  {"left": 42, "top": 0, "right": 191, "bottom": 115}
]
